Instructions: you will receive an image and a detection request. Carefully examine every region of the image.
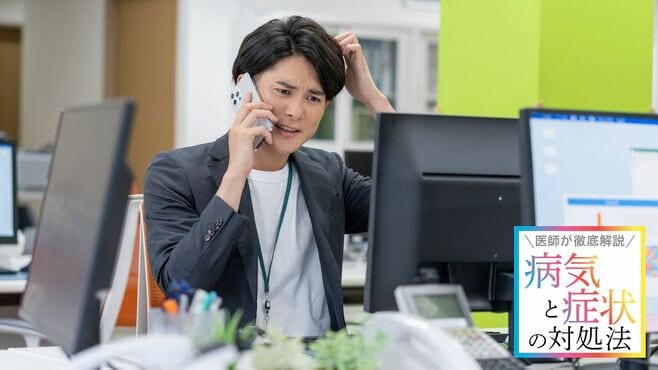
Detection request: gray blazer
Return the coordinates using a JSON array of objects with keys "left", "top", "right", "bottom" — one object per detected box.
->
[{"left": 143, "top": 134, "right": 371, "bottom": 330}]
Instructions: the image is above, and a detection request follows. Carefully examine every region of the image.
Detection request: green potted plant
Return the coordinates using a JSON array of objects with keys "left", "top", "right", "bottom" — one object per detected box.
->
[{"left": 247, "top": 328, "right": 386, "bottom": 370}]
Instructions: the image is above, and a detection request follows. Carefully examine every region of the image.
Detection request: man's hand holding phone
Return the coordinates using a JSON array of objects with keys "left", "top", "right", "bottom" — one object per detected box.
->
[
  {"left": 217, "top": 93, "right": 277, "bottom": 211},
  {"left": 230, "top": 72, "right": 274, "bottom": 149},
  {"left": 228, "top": 93, "right": 276, "bottom": 176}
]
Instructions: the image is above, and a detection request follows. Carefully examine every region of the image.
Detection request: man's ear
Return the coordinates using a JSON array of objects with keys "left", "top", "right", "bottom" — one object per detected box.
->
[{"left": 236, "top": 74, "right": 244, "bottom": 84}]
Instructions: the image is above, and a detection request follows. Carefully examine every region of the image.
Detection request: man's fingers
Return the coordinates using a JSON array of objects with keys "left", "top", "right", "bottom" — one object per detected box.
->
[
  {"left": 339, "top": 34, "right": 358, "bottom": 47},
  {"left": 344, "top": 43, "right": 363, "bottom": 57},
  {"left": 334, "top": 31, "right": 353, "bottom": 42},
  {"left": 236, "top": 100, "right": 275, "bottom": 126},
  {"left": 239, "top": 101, "right": 274, "bottom": 116},
  {"left": 248, "top": 125, "right": 273, "bottom": 145},
  {"left": 339, "top": 35, "right": 361, "bottom": 57},
  {"left": 241, "top": 109, "right": 278, "bottom": 128}
]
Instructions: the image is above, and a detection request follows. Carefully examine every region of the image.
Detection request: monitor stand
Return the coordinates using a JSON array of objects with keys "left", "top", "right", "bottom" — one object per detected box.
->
[
  {"left": 497, "top": 272, "right": 565, "bottom": 364},
  {"left": 616, "top": 334, "right": 653, "bottom": 370}
]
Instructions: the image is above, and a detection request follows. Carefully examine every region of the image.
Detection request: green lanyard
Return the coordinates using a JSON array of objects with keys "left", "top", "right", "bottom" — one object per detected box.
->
[{"left": 257, "top": 161, "right": 293, "bottom": 327}]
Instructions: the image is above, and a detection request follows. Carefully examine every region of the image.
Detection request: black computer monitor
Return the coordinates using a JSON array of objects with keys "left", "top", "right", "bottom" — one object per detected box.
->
[
  {"left": 344, "top": 150, "right": 373, "bottom": 178},
  {"left": 365, "top": 113, "right": 520, "bottom": 312},
  {"left": 18, "top": 100, "right": 134, "bottom": 355},
  {"left": 520, "top": 108, "right": 658, "bottom": 334},
  {"left": 343, "top": 150, "right": 373, "bottom": 250},
  {"left": 0, "top": 139, "right": 17, "bottom": 245}
]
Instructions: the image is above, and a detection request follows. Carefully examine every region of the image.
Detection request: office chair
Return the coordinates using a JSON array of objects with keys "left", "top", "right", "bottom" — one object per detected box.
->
[
  {"left": 0, "top": 319, "right": 46, "bottom": 347},
  {"left": 99, "top": 194, "right": 144, "bottom": 343},
  {"left": 136, "top": 201, "right": 166, "bottom": 334}
]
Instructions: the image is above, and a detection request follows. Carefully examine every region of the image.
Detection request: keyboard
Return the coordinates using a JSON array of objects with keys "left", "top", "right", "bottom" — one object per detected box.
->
[{"left": 445, "top": 327, "right": 525, "bottom": 370}]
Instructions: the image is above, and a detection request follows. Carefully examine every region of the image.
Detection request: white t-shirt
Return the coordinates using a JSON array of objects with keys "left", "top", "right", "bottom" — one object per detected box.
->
[{"left": 248, "top": 163, "right": 330, "bottom": 336}]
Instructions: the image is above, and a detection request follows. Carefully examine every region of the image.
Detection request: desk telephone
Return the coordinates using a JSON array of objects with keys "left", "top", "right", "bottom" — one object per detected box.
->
[{"left": 361, "top": 284, "right": 526, "bottom": 370}]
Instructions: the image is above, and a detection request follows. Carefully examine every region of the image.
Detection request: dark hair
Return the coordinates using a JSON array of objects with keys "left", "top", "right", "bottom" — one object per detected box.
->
[{"left": 232, "top": 16, "right": 345, "bottom": 101}]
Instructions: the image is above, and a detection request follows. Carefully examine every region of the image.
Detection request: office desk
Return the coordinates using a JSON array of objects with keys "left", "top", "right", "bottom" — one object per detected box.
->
[
  {"left": 342, "top": 261, "right": 366, "bottom": 306},
  {"left": 0, "top": 265, "right": 364, "bottom": 295},
  {"left": 1, "top": 343, "right": 638, "bottom": 370},
  {"left": 342, "top": 261, "right": 366, "bottom": 288},
  {"left": 0, "top": 262, "right": 364, "bottom": 307},
  {"left": 0, "top": 273, "right": 27, "bottom": 306},
  {"left": 0, "top": 265, "right": 363, "bottom": 292},
  {"left": 0, "top": 346, "right": 68, "bottom": 370},
  {"left": 0, "top": 273, "right": 27, "bottom": 294}
]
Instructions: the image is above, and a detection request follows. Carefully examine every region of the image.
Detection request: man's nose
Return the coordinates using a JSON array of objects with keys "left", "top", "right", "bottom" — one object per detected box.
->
[{"left": 285, "top": 97, "right": 304, "bottom": 120}]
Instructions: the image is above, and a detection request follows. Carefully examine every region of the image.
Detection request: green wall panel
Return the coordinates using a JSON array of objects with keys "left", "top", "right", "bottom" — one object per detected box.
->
[
  {"left": 439, "top": 0, "right": 541, "bottom": 117},
  {"left": 438, "top": 0, "right": 654, "bottom": 117},
  {"left": 539, "top": 0, "right": 654, "bottom": 112}
]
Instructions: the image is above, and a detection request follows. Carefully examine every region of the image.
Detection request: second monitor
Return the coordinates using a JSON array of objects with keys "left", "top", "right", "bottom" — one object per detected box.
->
[
  {"left": 365, "top": 113, "right": 520, "bottom": 312},
  {"left": 19, "top": 100, "right": 134, "bottom": 355},
  {"left": 0, "top": 139, "right": 17, "bottom": 245}
]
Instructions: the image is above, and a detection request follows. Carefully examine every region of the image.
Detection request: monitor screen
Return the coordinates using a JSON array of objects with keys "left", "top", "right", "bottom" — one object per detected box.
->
[
  {"left": 413, "top": 293, "right": 465, "bottom": 320},
  {"left": 365, "top": 113, "right": 519, "bottom": 312},
  {"left": 0, "top": 140, "right": 17, "bottom": 244},
  {"left": 19, "top": 100, "right": 134, "bottom": 354},
  {"left": 521, "top": 109, "right": 658, "bottom": 333}
]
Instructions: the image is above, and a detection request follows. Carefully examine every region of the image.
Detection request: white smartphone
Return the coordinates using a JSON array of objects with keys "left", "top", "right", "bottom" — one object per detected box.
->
[{"left": 230, "top": 72, "right": 273, "bottom": 150}]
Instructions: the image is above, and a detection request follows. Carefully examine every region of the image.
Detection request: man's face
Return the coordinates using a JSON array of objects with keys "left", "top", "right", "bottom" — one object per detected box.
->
[{"left": 250, "top": 55, "right": 328, "bottom": 155}]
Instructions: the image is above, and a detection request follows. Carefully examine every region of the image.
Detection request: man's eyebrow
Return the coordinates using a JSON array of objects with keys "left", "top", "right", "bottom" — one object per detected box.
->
[{"left": 275, "top": 80, "right": 325, "bottom": 96}]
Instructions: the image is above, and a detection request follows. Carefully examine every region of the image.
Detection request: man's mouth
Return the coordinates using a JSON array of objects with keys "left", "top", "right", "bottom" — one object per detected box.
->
[{"left": 274, "top": 123, "right": 301, "bottom": 134}]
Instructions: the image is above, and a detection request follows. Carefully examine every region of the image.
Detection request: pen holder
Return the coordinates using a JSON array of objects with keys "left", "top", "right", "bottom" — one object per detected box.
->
[{"left": 149, "top": 308, "right": 227, "bottom": 349}]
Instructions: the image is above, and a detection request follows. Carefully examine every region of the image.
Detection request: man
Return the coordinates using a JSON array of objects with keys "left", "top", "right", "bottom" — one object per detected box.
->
[{"left": 144, "top": 15, "right": 394, "bottom": 336}]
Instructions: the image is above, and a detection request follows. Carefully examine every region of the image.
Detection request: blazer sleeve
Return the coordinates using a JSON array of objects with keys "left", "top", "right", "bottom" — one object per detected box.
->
[
  {"left": 333, "top": 152, "right": 372, "bottom": 234},
  {"left": 143, "top": 152, "right": 248, "bottom": 293}
]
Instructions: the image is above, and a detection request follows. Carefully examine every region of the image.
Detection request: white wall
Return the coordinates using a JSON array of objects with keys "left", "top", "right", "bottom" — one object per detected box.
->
[
  {"left": 174, "top": 0, "right": 439, "bottom": 148},
  {"left": 175, "top": 0, "right": 240, "bottom": 148},
  {"left": 0, "top": 0, "right": 24, "bottom": 26},
  {"left": 245, "top": 0, "right": 439, "bottom": 30},
  {"left": 20, "top": 0, "right": 106, "bottom": 149}
]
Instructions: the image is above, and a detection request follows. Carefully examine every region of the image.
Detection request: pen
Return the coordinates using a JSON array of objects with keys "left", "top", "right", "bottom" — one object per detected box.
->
[
  {"left": 168, "top": 280, "right": 194, "bottom": 302},
  {"left": 162, "top": 299, "right": 178, "bottom": 314},
  {"left": 208, "top": 297, "right": 222, "bottom": 313},
  {"left": 202, "top": 291, "right": 218, "bottom": 312},
  {"left": 189, "top": 289, "right": 208, "bottom": 314},
  {"left": 178, "top": 294, "right": 189, "bottom": 313}
]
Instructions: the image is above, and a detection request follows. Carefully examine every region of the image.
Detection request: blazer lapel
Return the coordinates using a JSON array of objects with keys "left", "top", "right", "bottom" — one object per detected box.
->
[
  {"left": 236, "top": 186, "right": 259, "bottom": 301},
  {"left": 291, "top": 151, "right": 333, "bottom": 249},
  {"left": 292, "top": 151, "right": 342, "bottom": 326},
  {"left": 206, "top": 135, "right": 259, "bottom": 301}
]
